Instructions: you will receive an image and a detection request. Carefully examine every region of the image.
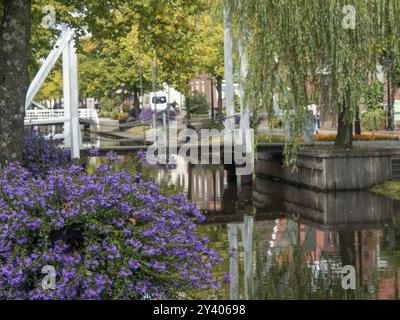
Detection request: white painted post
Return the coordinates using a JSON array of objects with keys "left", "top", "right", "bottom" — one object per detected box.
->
[
  {"left": 223, "top": 5, "right": 235, "bottom": 134},
  {"left": 62, "top": 24, "right": 80, "bottom": 159},
  {"left": 162, "top": 112, "right": 167, "bottom": 163},
  {"left": 68, "top": 36, "right": 81, "bottom": 159},
  {"left": 238, "top": 42, "right": 251, "bottom": 154},
  {"left": 62, "top": 27, "right": 71, "bottom": 148},
  {"left": 227, "top": 223, "right": 239, "bottom": 300},
  {"left": 24, "top": 25, "right": 82, "bottom": 157},
  {"left": 240, "top": 215, "right": 254, "bottom": 300}
]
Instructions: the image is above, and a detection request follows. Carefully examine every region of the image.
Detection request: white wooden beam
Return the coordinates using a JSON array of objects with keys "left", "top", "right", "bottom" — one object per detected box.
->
[
  {"left": 25, "top": 29, "right": 74, "bottom": 109},
  {"left": 68, "top": 36, "right": 81, "bottom": 159},
  {"left": 24, "top": 118, "right": 69, "bottom": 126},
  {"left": 62, "top": 26, "right": 71, "bottom": 148}
]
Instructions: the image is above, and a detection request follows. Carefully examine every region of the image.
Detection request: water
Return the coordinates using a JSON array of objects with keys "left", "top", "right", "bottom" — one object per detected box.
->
[
  {"left": 36, "top": 129, "right": 400, "bottom": 299},
  {"left": 131, "top": 154, "right": 400, "bottom": 300},
  {"left": 85, "top": 140, "right": 400, "bottom": 300}
]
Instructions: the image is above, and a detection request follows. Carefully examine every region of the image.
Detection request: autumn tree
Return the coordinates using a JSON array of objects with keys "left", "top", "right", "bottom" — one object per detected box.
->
[
  {"left": 0, "top": 0, "right": 205, "bottom": 163},
  {"left": 196, "top": 2, "right": 224, "bottom": 116}
]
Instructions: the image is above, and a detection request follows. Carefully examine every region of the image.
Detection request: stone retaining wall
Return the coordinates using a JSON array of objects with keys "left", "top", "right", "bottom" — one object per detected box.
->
[{"left": 255, "top": 145, "right": 392, "bottom": 191}]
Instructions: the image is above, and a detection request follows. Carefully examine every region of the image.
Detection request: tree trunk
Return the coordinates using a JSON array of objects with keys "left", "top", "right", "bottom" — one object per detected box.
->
[
  {"left": 185, "top": 80, "right": 191, "bottom": 121},
  {"left": 185, "top": 95, "right": 191, "bottom": 121},
  {"left": 133, "top": 88, "right": 140, "bottom": 117},
  {"left": 0, "top": 0, "right": 32, "bottom": 164},
  {"left": 335, "top": 102, "right": 353, "bottom": 149},
  {"left": 216, "top": 75, "right": 223, "bottom": 116}
]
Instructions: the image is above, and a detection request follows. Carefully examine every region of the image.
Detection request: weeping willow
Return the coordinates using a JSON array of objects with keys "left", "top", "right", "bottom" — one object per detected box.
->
[{"left": 226, "top": 0, "right": 400, "bottom": 166}]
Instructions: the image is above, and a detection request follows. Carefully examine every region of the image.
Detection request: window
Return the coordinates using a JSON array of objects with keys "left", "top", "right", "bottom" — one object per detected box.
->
[{"left": 152, "top": 96, "right": 167, "bottom": 104}]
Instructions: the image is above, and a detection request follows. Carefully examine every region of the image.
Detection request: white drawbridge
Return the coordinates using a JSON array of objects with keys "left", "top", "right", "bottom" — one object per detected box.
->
[
  {"left": 25, "top": 24, "right": 88, "bottom": 159},
  {"left": 25, "top": 108, "right": 99, "bottom": 128}
]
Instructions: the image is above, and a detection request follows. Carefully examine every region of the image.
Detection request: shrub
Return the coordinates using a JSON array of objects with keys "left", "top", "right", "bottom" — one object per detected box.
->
[
  {"left": 22, "top": 129, "right": 71, "bottom": 177},
  {"left": 138, "top": 109, "right": 155, "bottom": 122},
  {"left": 122, "top": 103, "right": 131, "bottom": 113},
  {"left": 99, "top": 97, "right": 121, "bottom": 112},
  {"left": 271, "top": 117, "right": 283, "bottom": 128},
  {"left": 314, "top": 133, "right": 399, "bottom": 141},
  {"left": 0, "top": 156, "right": 222, "bottom": 299},
  {"left": 187, "top": 93, "right": 210, "bottom": 115},
  {"left": 361, "top": 109, "right": 387, "bottom": 131},
  {"left": 364, "top": 81, "right": 384, "bottom": 111},
  {"left": 1, "top": 132, "right": 222, "bottom": 299},
  {"left": 112, "top": 111, "right": 120, "bottom": 120},
  {"left": 98, "top": 111, "right": 111, "bottom": 118},
  {"left": 117, "top": 112, "right": 128, "bottom": 122},
  {"left": 138, "top": 109, "right": 176, "bottom": 123}
]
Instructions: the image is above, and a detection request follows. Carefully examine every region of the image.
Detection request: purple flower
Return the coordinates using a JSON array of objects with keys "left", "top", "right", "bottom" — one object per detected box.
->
[
  {"left": 88, "top": 146, "right": 100, "bottom": 156},
  {"left": 222, "top": 272, "right": 231, "bottom": 284},
  {"left": 0, "top": 141, "right": 222, "bottom": 300},
  {"left": 128, "top": 259, "right": 140, "bottom": 270},
  {"left": 137, "top": 150, "right": 147, "bottom": 160}
]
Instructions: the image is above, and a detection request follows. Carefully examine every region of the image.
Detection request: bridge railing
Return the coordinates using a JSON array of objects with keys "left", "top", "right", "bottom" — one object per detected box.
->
[
  {"left": 24, "top": 108, "right": 99, "bottom": 129},
  {"left": 25, "top": 109, "right": 65, "bottom": 121}
]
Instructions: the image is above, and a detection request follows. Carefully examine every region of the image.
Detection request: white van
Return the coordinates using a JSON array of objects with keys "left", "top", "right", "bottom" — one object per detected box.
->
[{"left": 143, "top": 91, "right": 168, "bottom": 112}]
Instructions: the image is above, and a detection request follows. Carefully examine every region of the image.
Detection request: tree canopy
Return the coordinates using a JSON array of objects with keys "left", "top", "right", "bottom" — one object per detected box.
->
[
  {"left": 32, "top": 0, "right": 224, "bottom": 104},
  {"left": 226, "top": 0, "right": 400, "bottom": 163}
]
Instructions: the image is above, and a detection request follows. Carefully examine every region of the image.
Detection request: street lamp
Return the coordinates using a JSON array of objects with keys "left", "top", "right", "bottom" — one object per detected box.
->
[{"left": 384, "top": 55, "right": 393, "bottom": 131}]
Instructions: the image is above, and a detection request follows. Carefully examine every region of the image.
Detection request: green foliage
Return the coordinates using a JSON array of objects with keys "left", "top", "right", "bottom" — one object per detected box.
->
[
  {"left": 226, "top": 0, "right": 400, "bottom": 162},
  {"left": 30, "top": 0, "right": 211, "bottom": 101},
  {"left": 35, "top": 63, "right": 63, "bottom": 100},
  {"left": 0, "top": 0, "right": 4, "bottom": 20},
  {"left": 99, "top": 97, "right": 121, "bottom": 112},
  {"left": 271, "top": 116, "right": 283, "bottom": 129},
  {"left": 200, "top": 119, "right": 224, "bottom": 130},
  {"left": 371, "top": 181, "right": 400, "bottom": 201},
  {"left": 187, "top": 92, "right": 210, "bottom": 114},
  {"left": 364, "top": 81, "right": 384, "bottom": 111},
  {"left": 361, "top": 108, "right": 386, "bottom": 131},
  {"left": 381, "top": 216, "right": 400, "bottom": 270},
  {"left": 362, "top": 81, "right": 386, "bottom": 131},
  {"left": 197, "top": 2, "right": 224, "bottom": 80}
]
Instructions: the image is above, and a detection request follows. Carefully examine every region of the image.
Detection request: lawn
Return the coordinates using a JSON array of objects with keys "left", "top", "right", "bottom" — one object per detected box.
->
[
  {"left": 125, "top": 125, "right": 150, "bottom": 136},
  {"left": 370, "top": 181, "right": 400, "bottom": 200}
]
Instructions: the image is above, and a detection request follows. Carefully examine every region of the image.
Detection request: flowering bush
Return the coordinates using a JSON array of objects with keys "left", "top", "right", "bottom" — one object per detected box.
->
[
  {"left": 22, "top": 129, "right": 71, "bottom": 177},
  {"left": 314, "top": 133, "right": 399, "bottom": 141},
  {"left": 3, "top": 132, "right": 221, "bottom": 299},
  {"left": 139, "top": 109, "right": 177, "bottom": 123},
  {"left": 0, "top": 156, "right": 222, "bottom": 299}
]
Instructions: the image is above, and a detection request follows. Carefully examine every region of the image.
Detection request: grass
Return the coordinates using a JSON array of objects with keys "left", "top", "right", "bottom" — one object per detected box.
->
[
  {"left": 257, "top": 133, "right": 286, "bottom": 143},
  {"left": 257, "top": 133, "right": 399, "bottom": 143},
  {"left": 126, "top": 125, "right": 149, "bottom": 136},
  {"left": 190, "top": 114, "right": 209, "bottom": 119},
  {"left": 370, "top": 181, "right": 400, "bottom": 200}
]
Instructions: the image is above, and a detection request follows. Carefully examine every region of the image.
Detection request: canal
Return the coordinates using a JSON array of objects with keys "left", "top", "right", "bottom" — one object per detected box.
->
[{"left": 86, "top": 149, "right": 400, "bottom": 300}]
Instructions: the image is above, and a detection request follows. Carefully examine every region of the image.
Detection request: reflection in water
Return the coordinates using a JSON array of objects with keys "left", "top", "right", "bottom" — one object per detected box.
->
[
  {"left": 88, "top": 153, "right": 400, "bottom": 300},
  {"left": 141, "top": 155, "right": 400, "bottom": 300}
]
